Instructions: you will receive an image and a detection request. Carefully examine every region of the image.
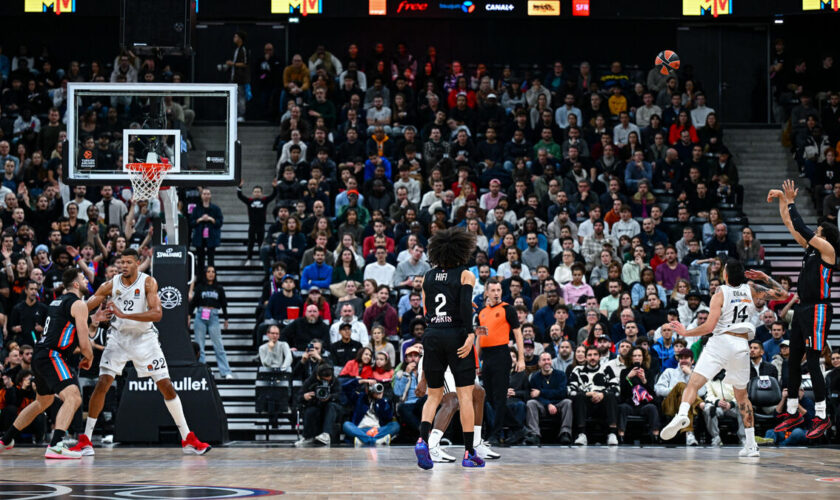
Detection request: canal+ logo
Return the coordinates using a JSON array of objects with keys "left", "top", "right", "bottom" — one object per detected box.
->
[{"left": 439, "top": 1, "right": 476, "bottom": 13}]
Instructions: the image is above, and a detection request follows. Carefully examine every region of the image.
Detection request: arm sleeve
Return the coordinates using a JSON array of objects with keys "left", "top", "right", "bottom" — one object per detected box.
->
[
  {"left": 460, "top": 284, "right": 474, "bottom": 330},
  {"left": 788, "top": 203, "right": 815, "bottom": 242},
  {"left": 505, "top": 305, "right": 520, "bottom": 329}
]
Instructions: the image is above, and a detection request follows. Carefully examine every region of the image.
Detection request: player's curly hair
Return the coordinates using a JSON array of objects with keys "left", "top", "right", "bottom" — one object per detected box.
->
[
  {"left": 427, "top": 227, "right": 475, "bottom": 270},
  {"left": 819, "top": 221, "right": 840, "bottom": 256}
]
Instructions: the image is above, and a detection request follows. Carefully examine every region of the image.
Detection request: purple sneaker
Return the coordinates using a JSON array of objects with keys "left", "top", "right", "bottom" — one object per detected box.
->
[
  {"left": 462, "top": 450, "right": 485, "bottom": 468},
  {"left": 415, "top": 438, "right": 433, "bottom": 470}
]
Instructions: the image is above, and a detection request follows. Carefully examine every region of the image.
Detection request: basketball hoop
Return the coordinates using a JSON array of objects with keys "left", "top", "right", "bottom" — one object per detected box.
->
[{"left": 125, "top": 162, "right": 172, "bottom": 201}]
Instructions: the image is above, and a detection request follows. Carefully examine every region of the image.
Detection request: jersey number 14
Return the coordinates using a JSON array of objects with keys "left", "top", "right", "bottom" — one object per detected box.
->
[{"left": 731, "top": 305, "right": 749, "bottom": 323}]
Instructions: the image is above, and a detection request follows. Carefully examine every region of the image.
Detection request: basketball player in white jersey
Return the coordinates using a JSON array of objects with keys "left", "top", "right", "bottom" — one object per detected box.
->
[
  {"left": 70, "top": 248, "right": 210, "bottom": 455},
  {"left": 661, "top": 259, "right": 788, "bottom": 458}
]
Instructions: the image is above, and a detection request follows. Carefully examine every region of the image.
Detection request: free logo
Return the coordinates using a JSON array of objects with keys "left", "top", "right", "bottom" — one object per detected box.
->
[
  {"left": 158, "top": 286, "right": 183, "bottom": 310},
  {"left": 397, "top": 1, "right": 428, "bottom": 13},
  {"left": 527, "top": 0, "right": 560, "bottom": 16},
  {"left": 439, "top": 1, "right": 475, "bottom": 13}
]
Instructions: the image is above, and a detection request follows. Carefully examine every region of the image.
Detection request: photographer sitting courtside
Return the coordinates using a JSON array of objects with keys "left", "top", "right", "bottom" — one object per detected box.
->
[
  {"left": 342, "top": 380, "right": 400, "bottom": 446},
  {"left": 295, "top": 363, "right": 341, "bottom": 447}
]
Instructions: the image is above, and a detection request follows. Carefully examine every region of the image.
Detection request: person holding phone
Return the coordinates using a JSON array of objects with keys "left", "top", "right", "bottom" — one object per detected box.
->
[{"left": 617, "top": 346, "right": 660, "bottom": 443}]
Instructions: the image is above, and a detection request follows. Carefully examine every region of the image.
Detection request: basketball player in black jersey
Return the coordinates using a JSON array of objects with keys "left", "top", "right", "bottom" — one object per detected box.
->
[
  {"left": 0, "top": 269, "right": 103, "bottom": 459},
  {"left": 415, "top": 227, "right": 483, "bottom": 469},
  {"left": 769, "top": 180, "right": 839, "bottom": 438}
]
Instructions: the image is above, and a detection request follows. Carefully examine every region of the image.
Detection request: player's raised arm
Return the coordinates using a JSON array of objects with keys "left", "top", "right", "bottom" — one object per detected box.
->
[
  {"left": 86, "top": 280, "right": 113, "bottom": 311},
  {"left": 744, "top": 269, "right": 789, "bottom": 301},
  {"left": 671, "top": 289, "right": 723, "bottom": 337}
]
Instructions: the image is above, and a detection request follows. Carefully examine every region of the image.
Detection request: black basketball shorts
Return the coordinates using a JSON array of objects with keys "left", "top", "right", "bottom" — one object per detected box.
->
[
  {"left": 32, "top": 348, "right": 78, "bottom": 397},
  {"left": 422, "top": 327, "right": 476, "bottom": 389}
]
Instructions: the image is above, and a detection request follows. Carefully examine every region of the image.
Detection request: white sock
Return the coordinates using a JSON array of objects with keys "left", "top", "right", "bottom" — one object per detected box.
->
[
  {"left": 815, "top": 400, "right": 827, "bottom": 419},
  {"left": 473, "top": 425, "right": 482, "bottom": 447},
  {"left": 678, "top": 402, "right": 690, "bottom": 417},
  {"left": 745, "top": 427, "right": 755, "bottom": 447},
  {"left": 84, "top": 417, "right": 97, "bottom": 438},
  {"left": 786, "top": 398, "right": 798, "bottom": 415},
  {"left": 428, "top": 429, "right": 443, "bottom": 448},
  {"left": 164, "top": 396, "right": 190, "bottom": 440}
]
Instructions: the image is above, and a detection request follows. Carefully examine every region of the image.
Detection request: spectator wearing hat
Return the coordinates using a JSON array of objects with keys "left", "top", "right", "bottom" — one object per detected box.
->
[
  {"left": 480, "top": 178, "right": 506, "bottom": 212},
  {"left": 748, "top": 340, "right": 778, "bottom": 380},
  {"left": 762, "top": 321, "right": 787, "bottom": 362},
  {"left": 655, "top": 348, "right": 705, "bottom": 446},
  {"left": 772, "top": 340, "right": 790, "bottom": 385},
  {"left": 330, "top": 323, "right": 363, "bottom": 370},
  {"left": 678, "top": 291, "right": 709, "bottom": 326},
  {"left": 264, "top": 275, "right": 303, "bottom": 322},
  {"left": 568, "top": 346, "right": 619, "bottom": 446},
  {"left": 522, "top": 338, "right": 539, "bottom": 373},
  {"left": 394, "top": 344, "right": 424, "bottom": 434}
]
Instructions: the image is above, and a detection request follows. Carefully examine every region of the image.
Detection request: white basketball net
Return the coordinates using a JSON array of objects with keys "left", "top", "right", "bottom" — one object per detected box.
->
[{"left": 126, "top": 162, "right": 172, "bottom": 201}]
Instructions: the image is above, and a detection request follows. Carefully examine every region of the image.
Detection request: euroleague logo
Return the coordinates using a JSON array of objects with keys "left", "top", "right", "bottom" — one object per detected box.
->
[
  {"left": 158, "top": 286, "right": 182, "bottom": 310},
  {"left": 83, "top": 150, "right": 93, "bottom": 159}
]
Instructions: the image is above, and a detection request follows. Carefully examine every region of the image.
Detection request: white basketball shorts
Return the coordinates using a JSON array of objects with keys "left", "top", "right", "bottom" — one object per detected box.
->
[
  {"left": 693, "top": 332, "right": 751, "bottom": 390},
  {"left": 100, "top": 329, "right": 170, "bottom": 382}
]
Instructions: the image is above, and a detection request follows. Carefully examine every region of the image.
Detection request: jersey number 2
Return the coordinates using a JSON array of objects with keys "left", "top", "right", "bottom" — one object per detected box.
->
[
  {"left": 731, "top": 305, "right": 748, "bottom": 323},
  {"left": 434, "top": 293, "right": 447, "bottom": 316}
]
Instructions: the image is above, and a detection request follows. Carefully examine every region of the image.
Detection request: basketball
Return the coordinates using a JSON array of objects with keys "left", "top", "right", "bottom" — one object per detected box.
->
[{"left": 655, "top": 50, "right": 680, "bottom": 75}]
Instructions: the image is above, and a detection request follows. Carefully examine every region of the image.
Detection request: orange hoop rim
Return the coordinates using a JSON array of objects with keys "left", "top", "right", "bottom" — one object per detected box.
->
[{"left": 125, "top": 162, "right": 172, "bottom": 173}]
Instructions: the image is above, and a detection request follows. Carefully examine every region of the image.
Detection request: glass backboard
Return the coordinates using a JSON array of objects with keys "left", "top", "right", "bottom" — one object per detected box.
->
[{"left": 63, "top": 82, "right": 239, "bottom": 186}]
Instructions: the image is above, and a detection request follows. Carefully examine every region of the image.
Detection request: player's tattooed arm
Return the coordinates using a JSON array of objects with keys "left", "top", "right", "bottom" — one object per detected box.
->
[
  {"left": 745, "top": 269, "right": 789, "bottom": 301},
  {"left": 748, "top": 281, "right": 788, "bottom": 301}
]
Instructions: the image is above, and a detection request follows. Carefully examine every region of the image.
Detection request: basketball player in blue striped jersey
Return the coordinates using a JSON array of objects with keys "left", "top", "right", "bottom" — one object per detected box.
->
[{"left": 768, "top": 180, "right": 839, "bottom": 439}]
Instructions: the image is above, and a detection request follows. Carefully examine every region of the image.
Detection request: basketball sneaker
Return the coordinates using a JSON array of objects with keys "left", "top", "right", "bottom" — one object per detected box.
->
[
  {"left": 429, "top": 444, "right": 456, "bottom": 463},
  {"left": 45, "top": 443, "right": 83, "bottom": 459},
  {"left": 475, "top": 441, "right": 500, "bottom": 459},
  {"left": 806, "top": 416, "right": 831, "bottom": 440},
  {"left": 0, "top": 438, "right": 13, "bottom": 452},
  {"left": 182, "top": 432, "right": 211, "bottom": 455},
  {"left": 461, "top": 450, "right": 485, "bottom": 468},
  {"left": 739, "top": 444, "right": 760, "bottom": 458},
  {"left": 414, "top": 438, "right": 434, "bottom": 470},
  {"left": 774, "top": 412, "right": 804, "bottom": 433},
  {"left": 661, "top": 414, "right": 690, "bottom": 441},
  {"left": 69, "top": 434, "right": 95, "bottom": 456}
]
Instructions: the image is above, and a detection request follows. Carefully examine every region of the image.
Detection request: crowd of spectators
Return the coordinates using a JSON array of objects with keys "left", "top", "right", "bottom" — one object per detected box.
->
[{"left": 242, "top": 42, "right": 840, "bottom": 446}]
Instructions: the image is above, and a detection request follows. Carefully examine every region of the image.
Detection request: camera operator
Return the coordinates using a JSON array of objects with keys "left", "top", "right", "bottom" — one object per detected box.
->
[
  {"left": 295, "top": 363, "right": 340, "bottom": 447},
  {"left": 292, "top": 339, "right": 330, "bottom": 384},
  {"left": 342, "top": 378, "right": 400, "bottom": 446}
]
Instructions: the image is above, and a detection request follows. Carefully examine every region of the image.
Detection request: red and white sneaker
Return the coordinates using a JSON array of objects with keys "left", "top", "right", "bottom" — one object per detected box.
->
[
  {"left": 69, "top": 434, "right": 95, "bottom": 456},
  {"left": 182, "top": 432, "right": 211, "bottom": 455},
  {"left": 0, "top": 438, "right": 14, "bottom": 452},
  {"left": 806, "top": 416, "right": 831, "bottom": 440}
]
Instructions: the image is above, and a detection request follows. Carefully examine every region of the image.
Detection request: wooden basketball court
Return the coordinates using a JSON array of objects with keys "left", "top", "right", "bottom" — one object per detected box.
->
[{"left": 2, "top": 445, "right": 840, "bottom": 498}]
